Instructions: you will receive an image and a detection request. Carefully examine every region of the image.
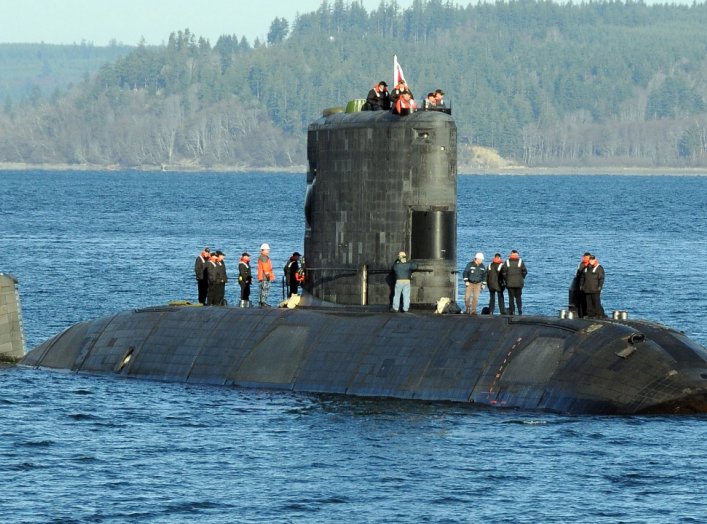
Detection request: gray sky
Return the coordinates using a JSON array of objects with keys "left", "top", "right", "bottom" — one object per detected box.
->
[{"left": 0, "top": 0, "right": 416, "bottom": 46}]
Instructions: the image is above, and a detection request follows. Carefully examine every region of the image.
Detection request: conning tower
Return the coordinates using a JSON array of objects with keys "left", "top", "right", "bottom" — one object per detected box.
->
[{"left": 304, "top": 110, "right": 457, "bottom": 306}]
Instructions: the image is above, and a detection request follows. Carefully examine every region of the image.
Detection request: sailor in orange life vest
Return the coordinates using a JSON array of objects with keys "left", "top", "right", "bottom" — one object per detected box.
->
[
  {"left": 365, "top": 81, "right": 390, "bottom": 111},
  {"left": 257, "top": 243, "right": 276, "bottom": 307},
  {"left": 389, "top": 79, "right": 409, "bottom": 106},
  {"left": 393, "top": 90, "right": 416, "bottom": 115}
]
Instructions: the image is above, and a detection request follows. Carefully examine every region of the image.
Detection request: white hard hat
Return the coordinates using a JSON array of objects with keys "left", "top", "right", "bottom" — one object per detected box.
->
[
  {"left": 475, "top": 252, "right": 484, "bottom": 261},
  {"left": 260, "top": 243, "right": 270, "bottom": 251}
]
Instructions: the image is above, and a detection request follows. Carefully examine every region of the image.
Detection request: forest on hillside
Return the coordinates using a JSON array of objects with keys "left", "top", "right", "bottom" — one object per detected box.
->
[
  {"left": 0, "top": 42, "right": 132, "bottom": 103},
  {"left": 2, "top": 0, "right": 707, "bottom": 170}
]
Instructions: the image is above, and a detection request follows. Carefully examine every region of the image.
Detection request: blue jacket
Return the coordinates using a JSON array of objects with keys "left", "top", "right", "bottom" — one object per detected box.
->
[
  {"left": 393, "top": 260, "right": 418, "bottom": 280},
  {"left": 463, "top": 261, "right": 487, "bottom": 284}
]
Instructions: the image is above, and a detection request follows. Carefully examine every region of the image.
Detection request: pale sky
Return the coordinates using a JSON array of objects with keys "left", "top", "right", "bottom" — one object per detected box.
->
[{"left": 0, "top": 0, "right": 417, "bottom": 46}]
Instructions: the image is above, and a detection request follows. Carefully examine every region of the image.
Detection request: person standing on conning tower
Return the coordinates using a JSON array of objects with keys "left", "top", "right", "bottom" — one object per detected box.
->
[{"left": 365, "top": 81, "right": 390, "bottom": 111}]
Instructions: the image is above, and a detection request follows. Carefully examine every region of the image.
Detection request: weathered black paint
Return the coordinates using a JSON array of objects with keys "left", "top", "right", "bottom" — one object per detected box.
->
[
  {"left": 17, "top": 108, "right": 707, "bottom": 414},
  {"left": 304, "top": 110, "right": 456, "bottom": 305},
  {"left": 22, "top": 306, "right": 707, "bottom": 414}
]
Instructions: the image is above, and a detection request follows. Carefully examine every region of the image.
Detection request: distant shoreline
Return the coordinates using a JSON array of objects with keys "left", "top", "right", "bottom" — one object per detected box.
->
[
  {"left": 461, "top": 166, "right": 707, "bottom": 176},
  {"left": 1, "top": 162, "right": 705, "bottom": 176}
]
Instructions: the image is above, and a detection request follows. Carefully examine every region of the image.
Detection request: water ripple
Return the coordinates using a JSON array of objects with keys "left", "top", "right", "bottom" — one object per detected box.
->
[{"left": 1, "top": 172, "right": 706, "bottom": 521}]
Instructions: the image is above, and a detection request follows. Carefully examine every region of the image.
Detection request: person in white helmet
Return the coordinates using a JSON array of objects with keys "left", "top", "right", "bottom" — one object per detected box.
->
[
  {"left": 463, "top": 252, "right": 487, "bottom": 315},
  {"left": 257, "top": 243, "right": 276, "bottom": 307}
]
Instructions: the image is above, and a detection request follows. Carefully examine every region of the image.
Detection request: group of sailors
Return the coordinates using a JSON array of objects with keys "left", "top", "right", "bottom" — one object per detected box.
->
[
  {"left": 459, "top": 250, "right": 605, "bottom": 318},
  {"left": 198, "top": 244, "right": 605, "bottom": 316},
  {"left": 364, "top": 80, "right": 447, "bottom": 115},
  {"left": 194, "top": 245, "right": 304, "bottom": 308}
]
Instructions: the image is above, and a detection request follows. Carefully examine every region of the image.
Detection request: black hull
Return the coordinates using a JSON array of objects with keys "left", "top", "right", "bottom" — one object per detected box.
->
[{"left": 21, "top": 305, "right": 707, "bottom": 415}]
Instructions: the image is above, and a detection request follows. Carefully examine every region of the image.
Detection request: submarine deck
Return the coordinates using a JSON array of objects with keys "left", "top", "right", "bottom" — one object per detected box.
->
[{"left": 21, "top": 303, "right": 707, "bottom": 414}]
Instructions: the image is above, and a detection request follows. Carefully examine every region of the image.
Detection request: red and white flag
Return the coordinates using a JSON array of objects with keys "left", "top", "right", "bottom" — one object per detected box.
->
[{"left": 393, "top": 55, "right": 406, "bottom": 86}]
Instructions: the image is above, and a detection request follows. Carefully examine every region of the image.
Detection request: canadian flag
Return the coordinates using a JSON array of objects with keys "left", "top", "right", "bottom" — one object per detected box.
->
[{"left": 393, "top": 55, "right": 406, "bottom": 86}]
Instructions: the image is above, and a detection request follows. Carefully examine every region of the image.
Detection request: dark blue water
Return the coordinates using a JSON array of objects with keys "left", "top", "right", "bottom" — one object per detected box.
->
[{"left": 2, "top": 170, "right": 707, "bottom": 522}]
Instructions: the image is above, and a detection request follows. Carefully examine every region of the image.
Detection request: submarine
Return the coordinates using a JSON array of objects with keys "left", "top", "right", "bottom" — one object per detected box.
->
[{"left": 12, "top": 103, "right": 707, "bottom": 414}]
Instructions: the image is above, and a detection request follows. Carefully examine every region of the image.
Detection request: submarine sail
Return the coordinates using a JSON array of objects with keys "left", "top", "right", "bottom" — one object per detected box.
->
[{"left": 305, "top": 110, "right": 456, "bottom": 305}]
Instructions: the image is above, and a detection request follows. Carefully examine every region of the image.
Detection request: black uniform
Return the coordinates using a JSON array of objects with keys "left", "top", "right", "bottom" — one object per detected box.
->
[
  {"left": 570, "top": 262, "right": 589, "bottom": 317},
  {"left": 238, "top": 260, "right": 252, "bottom": 301},
  {"left": 285, "top": 257, "right": 301, "bottom": 297},
  {"left": 580, "top": 264, "right": 605, "bottom": 318},
  {"left": 365, "top": 87, "right": 390, "bottom": 111},
  {"left": 206, "top": 260, "right": 227, "bottom": 306},
  {"left": 501, "top": 257, "right": 527, "bottom": 315},
  {"left": 194, "top": 255, "right": 209, "bottom": 304},
  {"left": 486, "top": 260, "right": 506, "bottom": 314}
]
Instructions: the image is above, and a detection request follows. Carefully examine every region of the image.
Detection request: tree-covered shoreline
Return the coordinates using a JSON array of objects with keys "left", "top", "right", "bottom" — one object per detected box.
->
[{"left": 2, "top": 0, "right": 707, "bottom": 170}]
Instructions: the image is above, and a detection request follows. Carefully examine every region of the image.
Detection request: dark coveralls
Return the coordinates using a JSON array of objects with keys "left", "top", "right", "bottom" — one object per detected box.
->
[
  {"left": 570, "top": 262, "right": 589, "bottom": 317},
  {"left": 365, "top": 87, "right": 390, "bottom": 111},
  {"left": 194, "top": 255, "right": 209, "bottom": 304},
  {"left": 486, "top": 261, "right": 506, "bottom": 314},
  {"left": 580, "top": 264, "right": 605, "bottom": 318},
  {"left": 239, "top": 260, "right": 252, "bottom": 302},
  {"left": 285, "top": 258, "right": 301, "bottom": 297},
  {"left": 206, "top": 261, "right": 227, "bottom": 306},
  {"left": 501, "top": 258, "right": 527, "bottom": 315}
]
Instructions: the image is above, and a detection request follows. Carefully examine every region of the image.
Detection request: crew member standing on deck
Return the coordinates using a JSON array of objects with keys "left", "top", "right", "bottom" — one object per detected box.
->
[
  {"left": 284, "top": 252, "right": 303, "bottom": 297},
  {"left": 194, "top": 247, "right": 210, "bottom": 305},
  {"left": 463, "top": 252, "right": 487, "bottom": 315},
  {"left": 257, "top": 243, "right": 276, "bottom": 307},
  {"left": 571, "top": 252, "right": 591, "bottom": 317},
  {"left": 391, "top": 251, "right": 418, "bottom": 312},
  {"left": 487, "top": 253, "right": 506, "bottom": 315},
  {"left": 580, "top": 255, "right": 606, "bottom": 319},
  {"left": 207, "top": 250, "right": 227, "bottom": 306},
  {"left": 501, "top": 250, "right": 527, "bottom": 315},
  {"left": 205, "top": 251, "right": 219, "bottom": 306},
  {"left": 238, "top": 252, "right": 252, "bottom": 307}
]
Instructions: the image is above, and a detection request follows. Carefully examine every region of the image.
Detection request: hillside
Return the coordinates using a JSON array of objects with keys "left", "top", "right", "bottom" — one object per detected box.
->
[
  {"left": 1, "top": 0, "right": 707, "bottom": 170},
  {"left": 0, "top": 43, "right": 133, "bottom": 103}
]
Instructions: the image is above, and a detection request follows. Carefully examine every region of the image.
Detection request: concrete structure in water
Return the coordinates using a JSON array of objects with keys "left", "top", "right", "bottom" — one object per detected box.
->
[
  {"left": 12, "top": 108, "right": 707, "bottom": 414},
  {"left": 0, "top": 274, "right": 25, "bottom": 362}
]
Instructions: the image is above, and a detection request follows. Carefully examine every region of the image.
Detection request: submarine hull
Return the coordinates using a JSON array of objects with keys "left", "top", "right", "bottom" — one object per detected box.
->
[
  {"left": 15, "top": 109, "right": 707, "bottom": 415},
  {"left": 21, "top": 305, "right": 707, "bottom": 414}
]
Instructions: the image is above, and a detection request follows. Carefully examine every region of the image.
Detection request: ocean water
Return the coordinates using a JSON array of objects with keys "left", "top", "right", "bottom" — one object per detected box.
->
[{"left": 1, "top": 170, "right": 707, "bottom": 522}]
